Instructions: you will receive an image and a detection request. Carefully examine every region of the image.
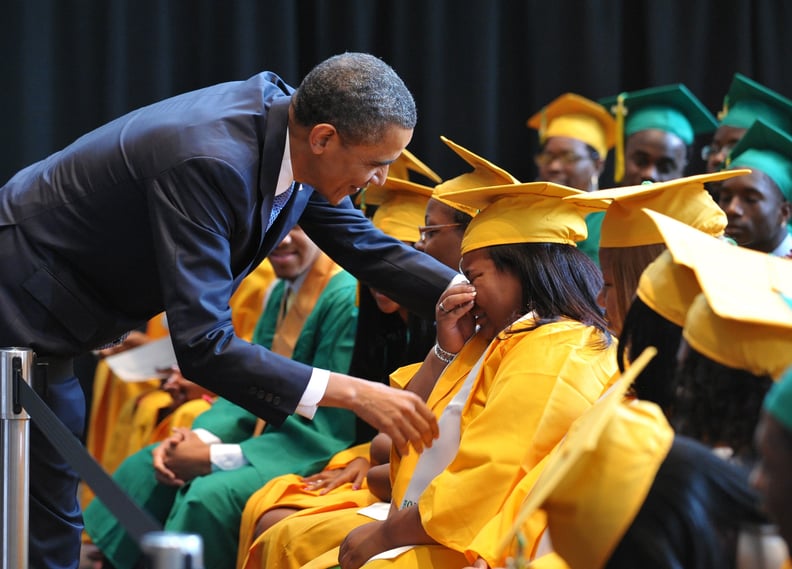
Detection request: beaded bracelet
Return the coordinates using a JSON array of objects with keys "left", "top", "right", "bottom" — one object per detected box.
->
[{"left": 433, "top": 343, "right": 457, "bottom": 364}]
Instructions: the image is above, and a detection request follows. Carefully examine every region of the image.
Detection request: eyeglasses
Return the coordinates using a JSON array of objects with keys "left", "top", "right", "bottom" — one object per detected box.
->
[
  {"left": 701, "top": 143, "right": 736, "bottom": 161},
  {"left": 418, "top": 223, "right": 462, "bottom": 241},
  {"left": 534, "top": 151, "right": 589, "bottom": 167}
]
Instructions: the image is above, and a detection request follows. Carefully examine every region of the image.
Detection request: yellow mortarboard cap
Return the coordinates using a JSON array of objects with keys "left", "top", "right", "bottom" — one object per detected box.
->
[
  {"left": 430, "top": 136, "right": 520, "bottom": 218},
  {"left": 718, "top": 73, "right": 792, "bottom": 132},
  {"left": 500, "top": 348, "right": 674, "bottom": 569},
  {"left": 526, "top": 93, "right": 617, "bottom": 158},
  {"left": 386, "top": 148, "right": 442, "bottom": 184},
  {"left": 366, "top": 177, "right": 433, "bottom": 243},
  {"left": 563, "top": 170, "right": 748, "bottom": 247},
  {"left": 643, "top": 208, "right": 792, "bottom": 328},
  {"left": 683, "top": 293, "right": 792, "bottom": 380},
  {"left": 438, "top": 135, "right": 520, "bottom": 188},
  {"left": 635, "top": 250, "right": 701, "bottom": 327},
  {"left": 430, "top": 185, "right": 479, "bottom": 218},
  {"left": 442, "top": 182, "right": 588, "bottom": 254},
  {"left": 601, "top": 84, "right": 718, "bottom": 182}
]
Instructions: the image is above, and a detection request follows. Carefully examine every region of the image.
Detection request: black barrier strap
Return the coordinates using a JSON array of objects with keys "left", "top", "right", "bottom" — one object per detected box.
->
[
  {"left": 17, "top": 379, "right": 163, "bottom": 543},
  {"left": 12, "top": 356, "right": 22, "bottom": 414}
]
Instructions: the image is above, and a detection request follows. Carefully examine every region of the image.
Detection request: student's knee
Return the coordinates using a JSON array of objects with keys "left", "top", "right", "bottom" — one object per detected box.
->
[{"left": 254, "top": 507, "right": 299, "bottom": 539}]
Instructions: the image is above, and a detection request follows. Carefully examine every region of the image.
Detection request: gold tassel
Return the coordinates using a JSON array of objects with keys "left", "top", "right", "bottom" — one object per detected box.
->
[
  {"left": 611, "top": 93, "right": 628, "bottom": 183},
  {"left": 717, "top": 94, "right": 730, "bottom": 122}
]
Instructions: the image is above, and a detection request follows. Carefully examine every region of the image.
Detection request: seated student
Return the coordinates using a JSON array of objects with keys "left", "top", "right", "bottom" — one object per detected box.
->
[
  {"left": 526, "top": 92, "right": 616, "bottom": 265},
  {"left": 413, "top": 139, "right": 484, "bottom": 272},
  {"left": 563, "top": 169, "right": 746, "bottom": 335},
  {"left": 753, "top": 367, "right": 792, "bottom": 562},
  {"left": 527, "top": 93, "right": 614, "bottom": 193},
  {"left": 703, "top": 73, "right": 792, "bottom": 173},
  {"left": 258, "top": 182, "right": 616, "bottom": 569},
  {"left": 718, "top": 119, "right": 792, "bottom": 256},
  {"left": 469, "top": 372, "right": 768, "bottom": 569},
  {"left": 121, "top": 366, "right": 217, "bottom": 458},
  {"left": 613, "top": 250, "right": 698, "bottom": 411},
  {"left": 237, "top": 136, "right": 516, "bottom": 569},
  {"left": 84, "top": 226, "right": 359, "bottom": 569},
  {"left": 618, "top": 194, "right": 748, "bottom": 411},
  {"left": 673, "top": 293, "right": 781, "bottom": 464},
  {"left": 601, "top": 84, "right": 717, "bottom": 187},
  {"left": 484, "top": 212, "right": 792, "bottom": 569},
  {"left": 641, "top": 210, "right": 792, "bottom": 465}
]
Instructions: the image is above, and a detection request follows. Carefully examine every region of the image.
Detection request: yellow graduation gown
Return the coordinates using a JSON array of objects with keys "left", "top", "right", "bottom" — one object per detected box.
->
[
  {"left": 368, "top": 319, "right": 616, "bottom": 568},
  {"left": 239, "top": 335, "right": 492, "bottom": 569},
  {"left": 236, "top": 443, "right": 373, "bottom": 569},
  {"left": 246, "top": 319, "right": 615, "bottom": 569}
]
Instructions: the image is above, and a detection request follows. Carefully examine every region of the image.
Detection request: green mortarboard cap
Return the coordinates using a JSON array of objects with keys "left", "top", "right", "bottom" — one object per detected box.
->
[
  {"left": 727, "top": 119, "right": 792, "bottom": 202},
  {"left": 764, "top": 365, "right": 792, "bottom": 432},
  {"left": 718, "top": 73, "right": 792, "bottom": 132},
  {"left": 601, "top": 83, "right": 718, "bottom": 145}
]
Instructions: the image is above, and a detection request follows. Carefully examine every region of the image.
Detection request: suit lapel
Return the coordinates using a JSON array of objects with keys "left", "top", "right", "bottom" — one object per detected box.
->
[
  {"left": 259, "top": 95, "right": 290, "bottom": 209},
  {"left": 253, "top": 95, "right": 295, "bottom": 261}
]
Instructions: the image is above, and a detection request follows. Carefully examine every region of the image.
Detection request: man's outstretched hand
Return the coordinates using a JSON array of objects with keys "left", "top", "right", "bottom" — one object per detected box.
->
[{"left": 322, "top": 374, "right": 438, "bottom": 455}]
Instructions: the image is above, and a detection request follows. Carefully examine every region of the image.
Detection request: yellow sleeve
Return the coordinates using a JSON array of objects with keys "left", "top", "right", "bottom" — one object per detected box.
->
[
  {"left": 465, "top": 455, "right": 550, "bottom": 567},
  {"left": 325, "top": 443, "right": 372, "bottom": 469},
  {"left": 389, "top": 362, "right": 424, "bottom": 389}
]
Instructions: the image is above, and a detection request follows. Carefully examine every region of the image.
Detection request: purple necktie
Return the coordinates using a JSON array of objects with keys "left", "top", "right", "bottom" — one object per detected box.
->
[{"left": 267, "top": 182, "right": 296, "bottom": 231}]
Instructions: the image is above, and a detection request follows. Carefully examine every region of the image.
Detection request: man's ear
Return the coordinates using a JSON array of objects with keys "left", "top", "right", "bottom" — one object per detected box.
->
[
  {"left": 309, "top": 124, "right": 337, "bottom": 154},
  {"left": 780, "top": 200, "right": 792, "bottom": 225}
]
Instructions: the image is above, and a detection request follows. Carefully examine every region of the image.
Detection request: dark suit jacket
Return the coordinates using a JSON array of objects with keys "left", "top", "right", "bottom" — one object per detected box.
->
[{"left": 0, "top": 71, "right": 455, "bottom": 425}]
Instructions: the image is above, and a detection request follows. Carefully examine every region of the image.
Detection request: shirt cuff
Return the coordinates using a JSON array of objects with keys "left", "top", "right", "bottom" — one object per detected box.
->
[
  {"left": 209, "top": 444, "right": 249, "bottom": 471},
  {"left": 192, "top": 428, "right": 221, "bottom": 445},
  {"left": 296, "top": 368, "right": 330, "bottom": 419}
]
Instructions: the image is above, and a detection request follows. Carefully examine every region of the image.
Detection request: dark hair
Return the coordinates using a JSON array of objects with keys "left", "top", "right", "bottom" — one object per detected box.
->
[
  {"left": 450, "top": 207, "right": 474, "bottom": 228},
  {"left": 670, "top": 348, "right": 774, "bottom": 465},
  {"left": 292, "top": 52, "right": 417, "bottom": 145},
  {"left": 599, "top": 244, "right": 667, "bottom": 334},
  {"left": 608, "top": 436, "right": 767, "bottom": 569},
  {"left": 487, "top": 242, "right": 611, "bottom": 343},
  {"left": 347, "top": 286, "right": 434, "bottom": 444},
  {"left": 617, "top": 297, "right": 683, "bottom": 413}
]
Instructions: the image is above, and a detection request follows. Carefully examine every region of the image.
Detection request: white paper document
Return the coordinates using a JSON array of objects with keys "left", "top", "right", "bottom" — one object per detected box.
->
[
  {"left": 104, "top": 337, "right": 177, "bottom": 381},
  {"left": 356, "top": 502, "right": 390, "bottom": 521}
]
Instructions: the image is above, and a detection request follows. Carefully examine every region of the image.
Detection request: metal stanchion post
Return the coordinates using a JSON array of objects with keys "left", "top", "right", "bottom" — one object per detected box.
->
[
  {"left": 0, "top": 347, "right": 33, "bottom": 569},
  {"left": 141, "top": 532, "right": 204, "bottom": 569}
]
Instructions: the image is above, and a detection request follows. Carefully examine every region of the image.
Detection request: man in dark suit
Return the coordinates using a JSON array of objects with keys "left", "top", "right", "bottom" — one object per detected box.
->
[{"left": 0, "top": 52, "right": 458, "bottom": 568}]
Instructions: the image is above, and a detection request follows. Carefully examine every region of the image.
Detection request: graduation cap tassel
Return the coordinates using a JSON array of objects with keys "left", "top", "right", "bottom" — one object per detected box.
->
[{"left": 612, "top": 93, "right": 628, "bottom": 183}]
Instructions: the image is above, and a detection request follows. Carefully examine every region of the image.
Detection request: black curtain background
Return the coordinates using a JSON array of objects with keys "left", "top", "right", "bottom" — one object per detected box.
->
[{"left": 2, "top": 0, "right": 790, "bottom": 187}]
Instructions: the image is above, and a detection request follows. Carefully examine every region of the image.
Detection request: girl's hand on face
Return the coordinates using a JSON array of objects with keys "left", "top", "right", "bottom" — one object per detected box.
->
[{"left": 436, "top": 277, "right": 476, "bottom": 353}]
